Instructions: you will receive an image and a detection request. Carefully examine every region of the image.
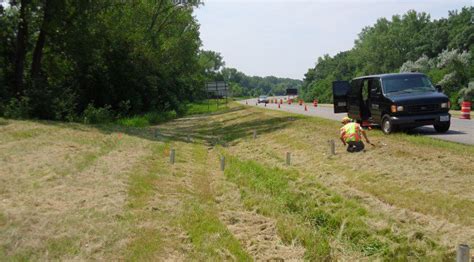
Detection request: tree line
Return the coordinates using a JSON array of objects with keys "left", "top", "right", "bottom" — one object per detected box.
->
[
  {"left": 220, "top": 68, "right": 302, "bottom": 97},
  {"left": 300, "top": 8, "right": 474, "bottom": 108},
  {"left": 0, "top": 0, "right": 223, "bottom": 121}
]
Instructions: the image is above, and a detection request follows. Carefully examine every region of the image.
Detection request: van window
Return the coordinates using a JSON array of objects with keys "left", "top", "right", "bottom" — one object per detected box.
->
[
  {"left": 362, "top": 80, "right": 369, "bottom": 101},
  {"left": 382, "top": 75, "right": 436, "bottom": 94},
  {"left": 369, "top": 79, "right": 381, "bottom": 95}
]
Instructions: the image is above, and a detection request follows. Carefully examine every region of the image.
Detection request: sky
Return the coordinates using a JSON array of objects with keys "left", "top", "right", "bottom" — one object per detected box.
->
[{"left": 194, "top": 0, "right": 472, "bottom": 80}]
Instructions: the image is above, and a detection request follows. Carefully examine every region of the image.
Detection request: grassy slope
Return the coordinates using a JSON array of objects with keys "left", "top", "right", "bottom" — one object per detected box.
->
[{"left": 0, "top": 103, "right": 472, "bottom": 260}]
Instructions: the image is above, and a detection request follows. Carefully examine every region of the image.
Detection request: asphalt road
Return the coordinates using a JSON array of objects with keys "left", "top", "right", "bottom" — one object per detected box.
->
[{"left": 240, "top": 97, "right": 474, "bottom": 145}]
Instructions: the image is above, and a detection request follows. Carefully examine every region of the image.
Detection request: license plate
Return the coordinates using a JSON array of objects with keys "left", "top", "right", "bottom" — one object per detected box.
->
[
  {"left": 338, "top": 102, "right": 346, "bottom": 107},
  {"left": 440, "top": 115, "right": 449, "bottom": 122}
]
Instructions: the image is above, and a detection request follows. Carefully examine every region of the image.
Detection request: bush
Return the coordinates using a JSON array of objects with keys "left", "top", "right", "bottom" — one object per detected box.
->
[
  {"left": 83, "top": 104, "right": 114, "bottom": 124},
  {"left": 3, "top": 97, "right": 31, "bottom": 119},
  {"left": 52, "top": 88, "right": 78, "bottom": 122},
  {"left": 117, "top": 100, "right": 131, "bottom": 118},
  {"left": 115, "top": 111, "right": 177, "bottom": 127},
  {"left": 458, "top": 82, "right": 474, "bottom": 103}
]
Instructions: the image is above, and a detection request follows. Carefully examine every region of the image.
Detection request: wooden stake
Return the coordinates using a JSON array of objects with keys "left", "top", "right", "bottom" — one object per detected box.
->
[
  {"left": 253, "top": 130, "right": 257, "bottom": 139},
  {"left": 286, "top": 152, "right": 291, "bottom": 165}
]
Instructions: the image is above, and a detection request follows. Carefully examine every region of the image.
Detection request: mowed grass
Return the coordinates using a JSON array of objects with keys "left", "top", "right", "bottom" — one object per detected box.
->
[
  {"left": 0, "top": 111, "right": 248, "bottom": 260},
  {"left": 0, "top": 103, "right": 472, "bottom": 260},
  {"left": 121, "top": 138, "right": 249, "bottom": 260},
  {"left": 225, "top": 157, "right": 450, "bottom": 260}
]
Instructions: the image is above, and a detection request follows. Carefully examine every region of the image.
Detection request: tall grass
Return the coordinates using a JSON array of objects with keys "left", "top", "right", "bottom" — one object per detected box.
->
[
  {"left": 116, "top": 111, "right": 177, "bottom": 128},
  {"left": 186, "top": 99, "right": 229, "bottom": 115}
]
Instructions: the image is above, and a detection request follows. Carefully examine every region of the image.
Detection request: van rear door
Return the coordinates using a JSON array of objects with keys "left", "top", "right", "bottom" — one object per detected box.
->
[{"left": 332, "top": 81, "right": 351, "bottom": 113}]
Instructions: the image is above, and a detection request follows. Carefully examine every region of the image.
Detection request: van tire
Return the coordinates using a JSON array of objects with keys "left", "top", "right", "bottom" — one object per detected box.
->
[
  {"left": 434, "top": 122, "right": 450, "bottom": 133},
  {"left": 381, "top": 115, "right": 395, "bottom": 135}
]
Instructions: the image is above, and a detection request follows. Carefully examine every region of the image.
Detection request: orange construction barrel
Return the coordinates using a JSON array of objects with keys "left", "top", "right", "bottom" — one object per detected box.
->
[{"left": 460, "top": 101, "right": 471, "bottom": 119}]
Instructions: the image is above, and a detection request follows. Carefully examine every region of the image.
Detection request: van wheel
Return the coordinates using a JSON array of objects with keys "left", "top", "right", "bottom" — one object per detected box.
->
[
  {"left": 381, "top": 116, "right": 395, "bottom": 135},
  {"left": 434, "top": 122, "right": 450, "bottom": 133}
]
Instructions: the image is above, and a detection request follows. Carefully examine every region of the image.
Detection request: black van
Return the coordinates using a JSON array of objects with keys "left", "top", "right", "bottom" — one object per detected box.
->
[{"left": 332, "top": 73, "right": 451, "bottom": 134}]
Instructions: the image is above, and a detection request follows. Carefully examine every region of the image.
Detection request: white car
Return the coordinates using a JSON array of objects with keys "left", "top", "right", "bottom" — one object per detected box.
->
[{"left": 257, "top": 96, "right": 269, "bottom": 103}]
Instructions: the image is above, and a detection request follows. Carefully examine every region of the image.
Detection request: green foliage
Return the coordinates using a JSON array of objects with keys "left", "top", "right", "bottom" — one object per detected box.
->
[
  {"left": 83, "top": 104, "right": 113, "bottom": 124},
  {"left": 186, "top": 99, "right": 228, "bottom": 115},
  {"left": 0, "top": 1, "right": 208, "bottom": 121},
  {"left": 401, "top": 49, "right": 471, "bottom": 101},
  {"left": 301, "top": 7, "right": 473, "bottom": 103},
  {"left": 199, "top": 50, "right": 225, "bottom": 80},
  {"left": 3, "top": 97, "right": 30, "bottom": 119},
  {"left": 116, "top": 111, "right": 177, "bottom": 128},
  {"left": 115, "top": 100, "right": 227, "bottom": 127},
  {"left": 458, "top": 82, "right": 474, "bottom": 102}
]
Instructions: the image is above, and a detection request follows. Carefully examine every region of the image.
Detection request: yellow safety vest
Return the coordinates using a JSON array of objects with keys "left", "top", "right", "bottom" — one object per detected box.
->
[{"left": 341, "top": 122, "right": 362, "bottom": 143}]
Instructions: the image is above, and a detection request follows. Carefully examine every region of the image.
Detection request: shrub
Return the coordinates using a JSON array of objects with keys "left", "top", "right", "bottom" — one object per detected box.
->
[
  {"left": 83, "top": 104, "right": 114, "bottom": 124},
  {"left": 116, "top": 111, "right": 177, "bottom": 127},
  {"left": 117, "top": 100, "right": 131, "bottom": 118},
  {"left": 458, "top": 82, "right": 474, "bottom": 103},
  {"left": 3, "top": 97, "right": 31, "bottom": 119},
  {"left": 52, "top": 88, "right": 78, "bottom": 122}
]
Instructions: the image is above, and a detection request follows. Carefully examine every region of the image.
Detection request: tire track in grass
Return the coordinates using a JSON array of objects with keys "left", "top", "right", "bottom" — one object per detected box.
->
[
  {"left": 157, "top": 108, "right": 306, "bottom": 261},
  {"left": 123, "top": 140, "right": 250, "bottom": 261},
  {"left": 209, "top": 148, "right": 305, "bottom": 261}
]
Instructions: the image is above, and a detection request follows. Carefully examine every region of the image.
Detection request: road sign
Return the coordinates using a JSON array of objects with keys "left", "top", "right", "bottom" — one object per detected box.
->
[
  {"left": 286, "top": 88, "right": 298, "bottom": 96},
  {"left": 206, "top": 81, "right": 229, "bottom": 98}
]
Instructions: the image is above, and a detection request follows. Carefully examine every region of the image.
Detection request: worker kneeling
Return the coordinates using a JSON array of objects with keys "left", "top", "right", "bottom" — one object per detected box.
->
[{"left": 340, "top": 117, "right": 371, "bottom": 153}]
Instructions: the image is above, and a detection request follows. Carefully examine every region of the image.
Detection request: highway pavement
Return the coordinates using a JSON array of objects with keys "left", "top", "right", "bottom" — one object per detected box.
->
[{"left": 240, "top": 97, "right": 474, "bottom": 145}]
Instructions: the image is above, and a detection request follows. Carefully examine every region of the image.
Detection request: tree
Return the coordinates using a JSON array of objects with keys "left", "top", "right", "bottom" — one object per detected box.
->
[
  {"left": 301, "top": 7, "right": 473, "bottom": 104},
  {"left": 13, "top": 0, "right": 30, "bottom": 97},
  {"left": 222, "top": 67, "right": 302, "bottom": 97},
  {"left": 0, "top": 0, "right": 209, "bottom": 120}
]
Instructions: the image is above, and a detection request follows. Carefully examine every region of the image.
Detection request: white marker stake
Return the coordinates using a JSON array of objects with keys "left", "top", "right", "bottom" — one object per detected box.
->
[
  {"left": 220, "top": 156, "right": 225, "bottom": 171},
  {"left": 456, "top": 244, "right": 470, "bottom": 262},
  {"left": 170, "top": 149, "right": 175, "bottom": 164}
]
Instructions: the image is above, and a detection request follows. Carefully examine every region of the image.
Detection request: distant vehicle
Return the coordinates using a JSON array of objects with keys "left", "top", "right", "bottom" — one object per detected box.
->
[
  {"left": 258, "top": 95, "right": 269, "bottom": 104},
  {"left": 332, "top": 72, "right": 451, "bottom": 134}
]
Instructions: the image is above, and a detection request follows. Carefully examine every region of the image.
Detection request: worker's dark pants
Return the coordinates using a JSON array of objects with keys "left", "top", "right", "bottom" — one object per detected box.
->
[{"left": 347, "top": 141, "right": 365, "bottom": 153}]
